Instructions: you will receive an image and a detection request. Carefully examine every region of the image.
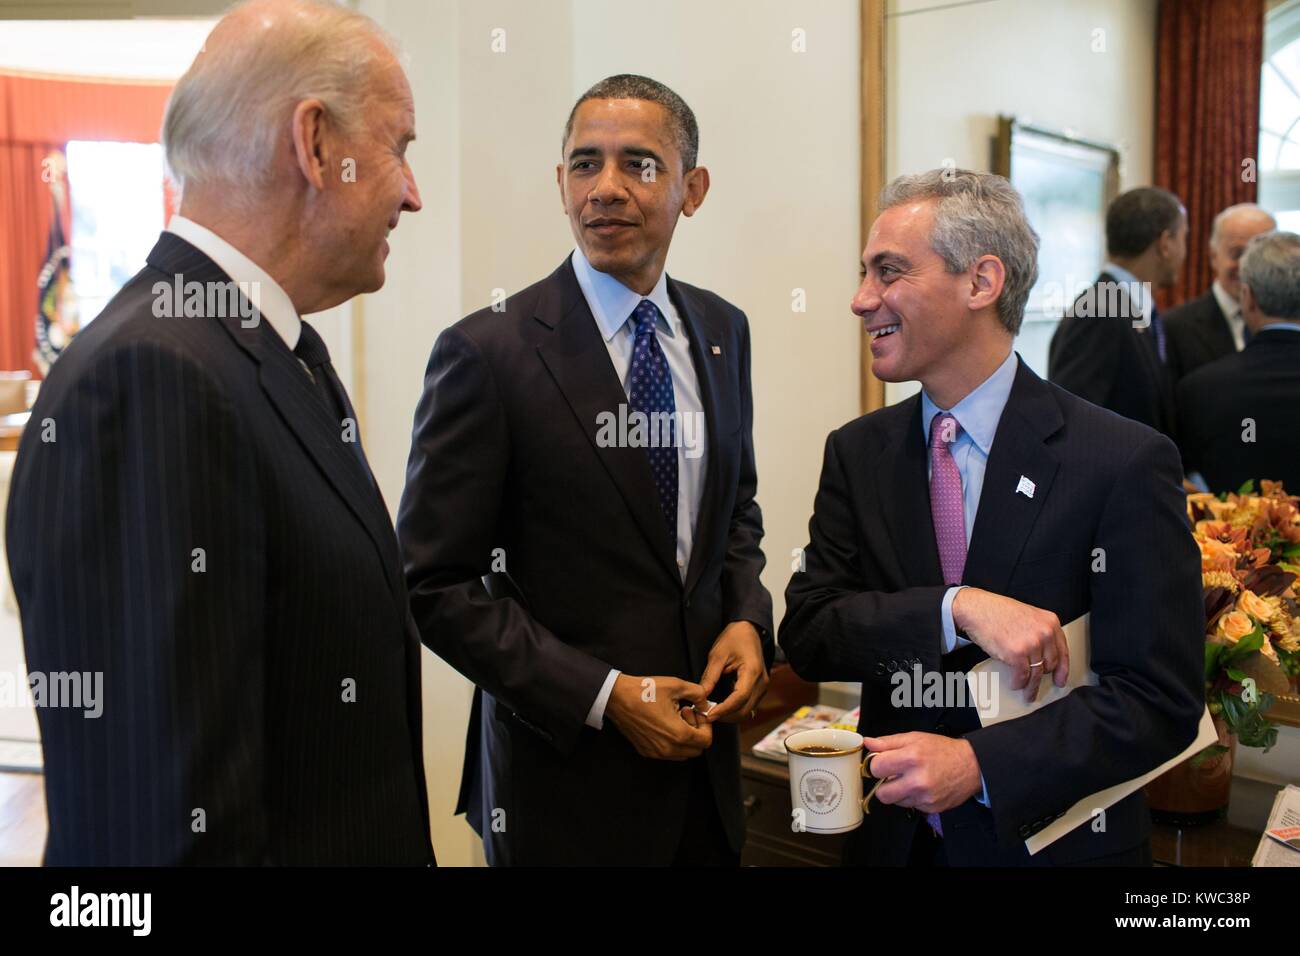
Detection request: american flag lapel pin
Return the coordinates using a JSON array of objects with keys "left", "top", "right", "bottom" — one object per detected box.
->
[
  {"left": 710, "top": 344, "right": 722, "bottom": 355},
  {"left": 1016, "top": 475, "right": 1036, "bottom": 499}
]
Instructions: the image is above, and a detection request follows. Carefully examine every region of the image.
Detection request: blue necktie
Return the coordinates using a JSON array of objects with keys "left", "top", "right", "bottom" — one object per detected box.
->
[
  {"left": 628, "top": 299, "right": 677, "bottom": 538},
  {"left": 1150, "top": 305, "right": 1167, "bottom": 364}
]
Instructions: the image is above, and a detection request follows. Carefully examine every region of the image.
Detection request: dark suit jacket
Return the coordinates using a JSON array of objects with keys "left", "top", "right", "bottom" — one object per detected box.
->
[
  {"left": 6, "top": 233, "right": 433, "bottom": 865},
  {"left": 397, "top": 254, "right": 773, "bottom": 865},
  {"left": 1164, "top": 289, "right": 1237, "bottom": 384},
  {"left": 1177, "top": 327, "right": 1300, "bottom": 494},
  {"left": 779, "top": 358, "right": 1204, "bottom": 866},
  {"left": 1048, "top": 272, "right": 1177, "bottom": 442}
]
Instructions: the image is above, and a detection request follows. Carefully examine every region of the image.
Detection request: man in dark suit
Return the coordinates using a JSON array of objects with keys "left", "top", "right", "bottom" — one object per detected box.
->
[
  {"left": 6, "top": 0, "right": 433, "bottom": 865},
  {"left": 1165, "top": 204, "right": 1276, "bottom": 383},
  {"left": 398, "top": 74, "right": 773, "bottom": 866},
  {"left": 1178, "top": 230, "right": 1300, "bottom": 494},
  {"left": 1048, "top": 187, "right": 1187, "bottom": 442},
  {"left": 781, "top": 169, "right": 1204, "bottom": 866}
]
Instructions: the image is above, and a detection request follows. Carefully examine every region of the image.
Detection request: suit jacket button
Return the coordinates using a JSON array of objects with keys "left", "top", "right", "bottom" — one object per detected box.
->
[
  {"left": 888, "top": 659, "right": 899, "bottom": 672},
  {"left": 874, "top": 663, "right": 886, "bottom": 676}
]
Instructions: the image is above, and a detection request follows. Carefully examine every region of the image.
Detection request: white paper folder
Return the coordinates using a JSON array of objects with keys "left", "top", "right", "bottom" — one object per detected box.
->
[{"left": 965, "top": 613, "right": 1219, "bottom": 855}]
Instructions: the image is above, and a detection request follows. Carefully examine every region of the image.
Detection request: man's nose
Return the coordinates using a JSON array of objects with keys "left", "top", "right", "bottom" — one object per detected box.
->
[
  {"left": 590, "top": 163, "right": 628, "bottom": 205},
  {"left": 403, "top": 164, "right": 423, "bottom": 213},
  {"left": 852, "top": 278, "right": 882, "bottom": 316}
]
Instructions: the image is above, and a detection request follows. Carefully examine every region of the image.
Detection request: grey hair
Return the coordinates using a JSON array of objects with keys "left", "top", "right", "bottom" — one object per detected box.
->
[
  {"left": 1210, "top": 203, "right": 1277, "bottom": 245},
  {"left": 1239, "top": 231, "right": 1300, "bottom": 319},
  {"left": 163, "top": 0, "right": 401, "bottom": 190},
  {"left": 563, "top": 74, "right": 699, "bottom": 171},
  {"left": 878, "top": 169, "right": 1040, "bottom": 335}
]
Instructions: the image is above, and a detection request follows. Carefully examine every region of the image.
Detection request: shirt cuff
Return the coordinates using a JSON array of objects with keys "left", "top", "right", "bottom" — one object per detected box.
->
[
  {"left": 976, "top": 773, "right": 990, "bottom": 808},
  {"left": 585, "top": 668, "right": 622, "bottom": 729},
  {"left": 941, "top": 585, "right": 971, "bottom": 653}
]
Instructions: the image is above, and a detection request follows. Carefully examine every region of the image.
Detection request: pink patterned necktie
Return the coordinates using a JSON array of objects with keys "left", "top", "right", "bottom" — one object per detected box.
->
[{"left": 927, "top": 411, "right": 966, "bottom": 839}]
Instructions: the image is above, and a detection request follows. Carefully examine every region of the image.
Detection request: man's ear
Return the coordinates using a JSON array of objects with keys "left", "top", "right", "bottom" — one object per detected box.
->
[
  {"left": 681, "top": 166, "right": 710, "bottom": 217},
  {"left": 291, "top": 99, "right": 330, "bottom": 192},
  {"left": 556, "top": 163, "right": 567, "bottom": 213},
  {"left": 968, "top": 254, "right": 1006, "bottom": 312}
]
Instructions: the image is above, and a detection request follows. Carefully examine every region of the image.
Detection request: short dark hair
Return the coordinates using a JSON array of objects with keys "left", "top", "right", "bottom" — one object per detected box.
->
[
  {"left": 1105, "top": 187, "right": 1185, "bottom": 257},
  {"left": 562, "top": 74, "right": 699, "bottom": 171}
]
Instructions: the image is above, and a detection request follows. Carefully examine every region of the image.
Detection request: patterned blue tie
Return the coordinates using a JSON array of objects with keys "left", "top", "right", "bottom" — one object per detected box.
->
[{"left": 628, "top": 299, "right": 677, "bottom": 539}]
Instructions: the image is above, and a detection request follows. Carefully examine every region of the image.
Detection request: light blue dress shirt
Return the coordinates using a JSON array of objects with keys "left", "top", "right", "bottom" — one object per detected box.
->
[
  {"left": 920, "top": 349, "right": 1018, "bottom": 809},
  {"left": 570, "top": 246, "right": 709, "bottom": 728}
]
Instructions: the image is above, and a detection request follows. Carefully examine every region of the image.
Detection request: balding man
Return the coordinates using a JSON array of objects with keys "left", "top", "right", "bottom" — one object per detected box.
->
[
  {"left": 1165, "top": 203, "right": 1277, "bottom": 383},
  {"left": 6, "top": 0, "right": 432, "bottom": 865},
  {"left": 1178, "top": 231, "right": 1300, "bottom": 494}
]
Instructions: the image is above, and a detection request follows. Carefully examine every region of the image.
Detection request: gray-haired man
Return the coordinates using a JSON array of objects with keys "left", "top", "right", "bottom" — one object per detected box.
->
[
  {"left": 7, "top": 0, "right": 431, "bottom": 864},
  {"left": 1178, "top": 230, "right": 1300, "bottom": 493},
  {"left": 780, "top": 169, "right": 1204, "bottom": 866}
]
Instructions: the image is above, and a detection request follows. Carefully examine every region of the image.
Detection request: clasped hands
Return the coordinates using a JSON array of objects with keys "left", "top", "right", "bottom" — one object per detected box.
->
[
  {"left": 864, "top": 588, "right": 1073, "bottom": 814},
  {"left": 606, "top": 621, "right": 767, "bottom": 761}
]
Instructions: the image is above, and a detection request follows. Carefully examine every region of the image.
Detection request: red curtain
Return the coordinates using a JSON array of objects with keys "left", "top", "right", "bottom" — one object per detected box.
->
[
  {"left": 0, "top": 71, "right": 173, "bottom": 374},
  {"left": 1154, "top": 0, "right": 1265, "bottom": 307}
]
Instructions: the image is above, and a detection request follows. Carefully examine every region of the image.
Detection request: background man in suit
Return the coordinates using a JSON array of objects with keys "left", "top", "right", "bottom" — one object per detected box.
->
[
  {"left": 1178, "top": 230, "right": 1300, "bottom": 494},
  {"left": 1165, "top": 204, "right": 1276, "bottom": 384},
  {"left": 1048, "top": 187, "right": 1187, "bottom": 442},
  {"left": 6, "top": 0, "right": 433, "bottom": 865},
  {"left": 781, "top": 170, "right": 1204, "bottom": 866},
  {"left": 398, "top": 74, "right": 773, "bottom": 866}
]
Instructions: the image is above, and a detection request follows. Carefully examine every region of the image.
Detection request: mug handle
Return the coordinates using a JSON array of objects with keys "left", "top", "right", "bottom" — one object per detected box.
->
[{"left": 860, "top": 751, "right": 885, "bottom": 814}]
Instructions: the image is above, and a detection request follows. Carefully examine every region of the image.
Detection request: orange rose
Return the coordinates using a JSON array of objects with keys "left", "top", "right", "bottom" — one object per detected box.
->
[
  {"left": 1217, "top": 611, "right": 1254, "bottom": 642},
  {"left": 1238, "top": 589, "right": 1274, "bottom": 623}
]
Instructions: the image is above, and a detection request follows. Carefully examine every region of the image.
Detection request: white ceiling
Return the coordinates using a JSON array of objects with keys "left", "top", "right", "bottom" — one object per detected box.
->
[{"left": 0, "top": 19, "right": 215, "bottom": 80}]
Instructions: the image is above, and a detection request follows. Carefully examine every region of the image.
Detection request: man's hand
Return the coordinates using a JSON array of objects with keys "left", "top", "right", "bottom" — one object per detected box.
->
[
  {"left": 605, "top": 674, "right": 713, "bottom": 760},
  {"left": 952, "top": 587, "right": 1070, "bottom": 703},
  {"left": 862, "top": 732, "right": 982, "bottom": 814},
  {"left": 699, "top": 621, "right": 768, "bottom": 723}
]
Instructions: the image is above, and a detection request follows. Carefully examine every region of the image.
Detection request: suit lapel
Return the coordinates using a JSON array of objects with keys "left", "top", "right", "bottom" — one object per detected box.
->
[
  {"left": 878, "top": 398, "right": 943, "bottom": 586},
  {"left": 534, "top": 258, "right": 680, "bottom": 582},
  {"left": 146, "top": 233, "right": 404, "bottom": 604},
  {"left": 964, "top": 361, "right": 1063, "bottom": 595},
  {"left": 672, "top": 278, "right": 728, "bottom": 599},
  {"left": 255, "top": 341, "right": 405, "bottom": 601}
]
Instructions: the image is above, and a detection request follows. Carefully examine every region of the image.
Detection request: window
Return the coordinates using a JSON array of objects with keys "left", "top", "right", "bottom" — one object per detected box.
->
[
  {"left": 64, "top": 140, "right": 166, "bottom": 326},
  {"left": 1260, "top": 0, "right": 1300, "bottom": 227}
]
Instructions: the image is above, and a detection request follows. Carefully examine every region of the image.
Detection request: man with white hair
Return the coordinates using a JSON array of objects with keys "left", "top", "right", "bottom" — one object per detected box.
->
[
  {"left": 780, "top": 169, "right": 1203, "bottom": 866},
  {"left": 1177, "top": 230, "right": 1300, "bottom": 494},
  {"left": 1165, "top": 203, "right": 1277, "bottom": 383},
  {"left": 6, "top": 0, "right": 432, "bottom": 864}
]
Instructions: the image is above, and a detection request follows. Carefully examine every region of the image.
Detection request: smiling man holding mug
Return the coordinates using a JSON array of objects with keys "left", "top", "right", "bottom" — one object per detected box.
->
[{"left": 780, "top": 169, "right": 1204, "bottom": 867}]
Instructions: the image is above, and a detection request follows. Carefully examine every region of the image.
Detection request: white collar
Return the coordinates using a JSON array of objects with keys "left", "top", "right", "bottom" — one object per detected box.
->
[
  {"left": 1211, "top": 280, "right": 1242, "bottom": 320},
  {"left": 166, "top": 215, "right": 302, "bottom": 350},
  {"left": 570, "top": 245, "right": 677, "bottom": 342}
]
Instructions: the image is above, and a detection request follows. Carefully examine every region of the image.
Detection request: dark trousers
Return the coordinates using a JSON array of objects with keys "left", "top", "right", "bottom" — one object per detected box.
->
[{"left": 671, "top": 759, "right": 740, "bottom": 867}]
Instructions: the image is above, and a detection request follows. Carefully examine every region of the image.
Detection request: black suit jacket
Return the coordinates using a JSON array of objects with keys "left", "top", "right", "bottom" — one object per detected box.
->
[
  {"left": 1164, "top": 290, "right": 1237, "bottom": 384},
  {"left": 6, "top": 234, "right": 434, "bottom": 865},
  {"left": 1177, "top": 327, "right": 1300, "bottom": 494},
  {"left": 1048, "top": 272, "right": 1177, "bottom": 442},
  {"left": 779, "top": 358, "right": 1204, "bottom": 866},
  {"left": 397, "top": 254, "right": 773, "bottom": 865}
]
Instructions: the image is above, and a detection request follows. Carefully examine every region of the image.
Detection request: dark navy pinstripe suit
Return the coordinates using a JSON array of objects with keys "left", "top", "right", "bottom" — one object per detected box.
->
[{"left": 7, "top": 233, "right": 434, "bottom": 865}]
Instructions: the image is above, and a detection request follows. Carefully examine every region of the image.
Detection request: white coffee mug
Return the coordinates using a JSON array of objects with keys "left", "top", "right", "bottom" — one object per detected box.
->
[{"left": 784, "top": 727, "right": 882, "bottom": 835}]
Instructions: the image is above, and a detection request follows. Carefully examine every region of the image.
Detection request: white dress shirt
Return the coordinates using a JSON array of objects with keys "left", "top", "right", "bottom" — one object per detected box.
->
[
  {"left": 1211, "top": 280, "right": 1246, "bottom": 351},
  {"left": 166, "top": 215, "right": 302, "bottom": 350},
  {"left": 570, "top": 246, "right": 709, "bottom": 729}
]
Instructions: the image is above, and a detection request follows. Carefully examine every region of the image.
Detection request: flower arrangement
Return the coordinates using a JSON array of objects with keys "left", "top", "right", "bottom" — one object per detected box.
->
[{"left": 1187, "top": 480, "right": 1300, "bottom": 754}]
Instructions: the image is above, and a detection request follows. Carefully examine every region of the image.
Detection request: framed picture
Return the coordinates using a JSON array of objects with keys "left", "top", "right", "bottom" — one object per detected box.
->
[{"left": 993, "top": 117, "right": 1120, "bottom": 323}]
